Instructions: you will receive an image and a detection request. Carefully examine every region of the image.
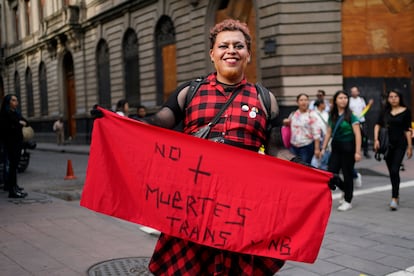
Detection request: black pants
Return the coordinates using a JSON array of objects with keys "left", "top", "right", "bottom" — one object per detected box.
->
[
  {"left": 4, "top": 143, "right": 21, "bottom": 194},
  {"left": 360, "top": 123, "right": 369, "bottom": 155},
  {"left": 385, "top": 144, "right": 406, "bottom": 199},
  {"left": 328, "top": 141, "right": 356, "bottom": 203}
]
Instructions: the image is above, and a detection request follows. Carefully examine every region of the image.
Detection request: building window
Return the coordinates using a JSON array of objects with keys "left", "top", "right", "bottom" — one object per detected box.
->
[
  {"left": 39, "top": 62, "right": 48, "bottom": 115},
  {"left": 39, "top": 0, "right": 44, "bottom": 24},
  {"left": 155, "top": 16, "right": 176, "bottom": 105},
  {"left": 24, "top": 0, "right": 31, "bottom": 36},
  {"left": 14, "top": 71, "right": 21, "bottom": 110},
  {"left": 122, "top": 28, "right": 140, "bottom": 107},
  {"left": 96, "top": 39, "right": 111, "bottom": 109},
  {"left": 13, "top": 6, "right": 19, "bottom": 41},
  {"left": 25, "top": 67, "right": 34, "bottom": 117},
  {"left": 0, "top": 76, "right": 4, "bottom": 99}
]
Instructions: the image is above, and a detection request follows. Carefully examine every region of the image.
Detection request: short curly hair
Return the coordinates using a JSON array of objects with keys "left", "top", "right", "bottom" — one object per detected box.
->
[{"left": 209, "top": 19, "right": 251, "bottom": 51}]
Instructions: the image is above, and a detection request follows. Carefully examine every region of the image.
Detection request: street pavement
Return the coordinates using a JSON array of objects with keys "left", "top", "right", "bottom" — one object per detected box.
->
[{"left": 1, "top": 143, "right": 414, "bottom": 275}]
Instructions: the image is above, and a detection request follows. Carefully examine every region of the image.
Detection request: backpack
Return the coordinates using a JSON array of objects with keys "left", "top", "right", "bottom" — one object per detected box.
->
[{"left": 185, "top": 77, "right": 272, "bottom": 121}]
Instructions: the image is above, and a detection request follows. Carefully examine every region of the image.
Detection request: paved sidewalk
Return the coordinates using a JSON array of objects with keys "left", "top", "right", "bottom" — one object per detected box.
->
[{"left": 1, "top": 143, "right": 414, "bottom": 275}]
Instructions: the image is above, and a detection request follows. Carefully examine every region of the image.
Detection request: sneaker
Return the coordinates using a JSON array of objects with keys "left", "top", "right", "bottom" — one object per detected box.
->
[
  {"left": 354, "top": 173, "right": 362, "bottom": 188},
  {"left": 339, "top": 192, "right": 345, "bottom": 204},
  {"left": 390, "top": 200, "right": 398, "bottom": 211},
  {"left": 337, "top": 201, "right": 352, "bottom": 211}
]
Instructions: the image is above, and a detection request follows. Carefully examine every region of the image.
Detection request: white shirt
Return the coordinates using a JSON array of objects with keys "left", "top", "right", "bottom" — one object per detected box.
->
[
  {"left": 314, "top": 109, "right": 329, "bottom": 137},
  {"left": 349, "top": 96, "right": 366, "bottom": 123},
  {"left": 309, "top": 99, "right": 331, "bottom": 112}
]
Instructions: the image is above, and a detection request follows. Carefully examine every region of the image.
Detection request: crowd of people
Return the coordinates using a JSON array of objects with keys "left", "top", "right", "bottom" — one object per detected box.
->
[{"left": 282, "top": 86, "right": 412, "bottom": 212}]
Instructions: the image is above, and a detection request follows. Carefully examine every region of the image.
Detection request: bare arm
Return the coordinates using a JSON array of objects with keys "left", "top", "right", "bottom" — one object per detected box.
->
[{"left": 353, "top": 123, "right": 362, "bottom": 162}]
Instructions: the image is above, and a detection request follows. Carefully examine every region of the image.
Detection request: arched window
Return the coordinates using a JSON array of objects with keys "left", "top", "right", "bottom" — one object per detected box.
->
[
  {"left": 155, "top": 16, "right": 176, "bottom": 105},
  {"left": 96, "top": 39, "right": 111, "bottom": 109},
  {"left": 25, "top": 67, "right": 34, "bottom": 117},
  {"left": 39, "top": 62, "right": 48, "bottom": 115},
  {"left": 14, "top": 71, "right": 21, "bottom": 104},
  {"left": 122, "top": 28, "right": 140, "bottom": 107},
  {"left": 0, "top": 76, "right": 4, "bottom": 99}
]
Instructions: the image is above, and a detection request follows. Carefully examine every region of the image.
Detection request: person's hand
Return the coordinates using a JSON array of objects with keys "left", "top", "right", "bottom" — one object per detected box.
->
[
  {"left": 314, "top": 148, "right": 321, "bottom": 159},
  {"left": 355, "top": 152, "right": 362, "bottom": 162},
  {"left": 373, "top": 140, "right": 380, "bottom": 152},
  {"left": 19, "top": 120, "right": 27, "bottom": 126},
  {"left": 328, "top": 174, "right": 342, "bottom": 191},
  {"left": 407, "top": 147, "right": 412, "bottom": 159},
  {"left": 90, "top": 105, "right": 104, "bottom": 118}
]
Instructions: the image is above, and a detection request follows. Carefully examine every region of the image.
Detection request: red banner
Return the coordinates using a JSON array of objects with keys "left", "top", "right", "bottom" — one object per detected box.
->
[{"left": 80, "top": 108, "right": 333, "bottom": 263}]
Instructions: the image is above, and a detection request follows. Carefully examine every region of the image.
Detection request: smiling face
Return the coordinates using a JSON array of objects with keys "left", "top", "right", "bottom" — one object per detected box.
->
[{"left": 209, "top": 30, "right": 251, "bottom": 84}]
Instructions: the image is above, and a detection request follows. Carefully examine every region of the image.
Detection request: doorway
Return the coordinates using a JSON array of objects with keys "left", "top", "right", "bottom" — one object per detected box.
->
[{"left": 63, "top": 52, "right": 76, "bottom": 139}]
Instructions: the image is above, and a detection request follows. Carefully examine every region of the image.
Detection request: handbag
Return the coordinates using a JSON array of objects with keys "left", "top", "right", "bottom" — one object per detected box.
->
[
  {"left": 191, "top": 88, "right": 241, "bottom": 139},
  {"left": 281, "top": 126, "right": 291, "bottom": 148},
  {"left": 375, "top": 127, "right": 389, "bottom": 161},
  {"left": 22, "top": 126, "right": 35, "bottom": 142}
]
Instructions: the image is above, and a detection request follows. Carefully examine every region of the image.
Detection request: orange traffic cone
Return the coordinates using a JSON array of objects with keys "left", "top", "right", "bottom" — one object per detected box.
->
[{"left": 64, "top": 160, "right": 77, "bottom": 180}]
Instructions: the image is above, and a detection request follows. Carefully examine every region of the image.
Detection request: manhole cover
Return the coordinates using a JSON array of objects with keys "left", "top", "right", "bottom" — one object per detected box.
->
[{"left": 87, "top": 257, "right": 153, "bottom": 276}]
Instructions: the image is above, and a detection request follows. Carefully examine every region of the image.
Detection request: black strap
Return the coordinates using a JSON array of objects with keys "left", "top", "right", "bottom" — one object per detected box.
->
[
  {"left": 208, "top": 88, "right": 242, "bottom": 127},
  {"left": 185, "top": 77, "right": 206, "bottom": 108},
  {"left": 255, "top": 82, "right": 271, "bottom": 121},
  {"left": 331, "top": 115, "right": 344, "bottom": 141}
]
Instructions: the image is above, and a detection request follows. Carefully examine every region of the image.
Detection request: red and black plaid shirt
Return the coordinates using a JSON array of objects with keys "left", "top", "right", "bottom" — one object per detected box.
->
[
  {"left": 149, "top": 234, "right": 285, "bottom": 275},
  {"left": 184, "top": 74, "right": 267, "bottom": 150}
]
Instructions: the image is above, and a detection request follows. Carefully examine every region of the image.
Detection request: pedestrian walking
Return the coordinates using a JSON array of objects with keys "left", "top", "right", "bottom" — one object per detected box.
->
[
  {"left": 309, "top": 89, "right": 331, "bottom": 112},
  {"left": 374, "top": 89, "right": 412, "bottom": 211},
  {"left": 53, "top": 117, "right": 65, "bottom": 145},
  {"left": 311, "top": 99, "right": 329, "bottom": 169},
  {"left": 0, "top": 94, "right": 28, "bottom": 198},
  {"left": 321, "top": 90, "right": 362, "bottom": 211},
  {"left": 349, "top": 86, "right": 373, "bottom": 158},
  {"left": 284, "top": 93, "right": 321, "bottom": 164}
]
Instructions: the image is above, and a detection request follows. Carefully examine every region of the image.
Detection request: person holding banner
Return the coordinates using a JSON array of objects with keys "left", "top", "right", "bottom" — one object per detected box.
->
[
  {"left": 142, "top": 18, "right": 293, "bottom": 276},
  {"left": 88, "top": 19, "right": 338, "bottom": 275}
]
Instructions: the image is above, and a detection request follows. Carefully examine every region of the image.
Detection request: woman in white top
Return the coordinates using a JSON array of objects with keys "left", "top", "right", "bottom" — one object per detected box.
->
[
  {"left": 115, "top": 99, "right": 129, "bottom": 117},
  {"left": 284, "top": 93, "right": 321, "bottom": 164}
]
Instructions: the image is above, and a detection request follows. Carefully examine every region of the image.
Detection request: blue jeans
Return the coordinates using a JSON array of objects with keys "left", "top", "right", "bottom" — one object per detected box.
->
[{"left": 290, "top": 143, "right": 314, "bottom": 164}]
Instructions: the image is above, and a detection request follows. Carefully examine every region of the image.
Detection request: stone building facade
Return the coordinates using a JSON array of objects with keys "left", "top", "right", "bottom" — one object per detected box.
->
[{"left": 0, "top": 0, "right": 347, "bottom": 144}]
